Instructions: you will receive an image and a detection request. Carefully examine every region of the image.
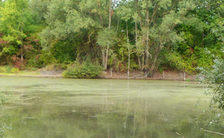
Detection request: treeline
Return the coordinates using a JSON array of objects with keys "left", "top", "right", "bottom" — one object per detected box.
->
[{"left": 0, "top": 0, "right": 223, "bottom": 76}]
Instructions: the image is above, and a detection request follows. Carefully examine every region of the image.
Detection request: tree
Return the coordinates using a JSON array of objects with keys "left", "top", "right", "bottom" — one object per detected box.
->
[
  {"left": 40, "top": 0, "right": 111, "bottom": 64},
  {"left": 140, "top": 0, "right": 195, "bottom": 76},
  {"left": 115, "top": 0, "right": 196, "bottom": 76},
  {"left": 116, "top": 0, "right": 133, "bottom": 77},
  {"left": 0, "top": 0, "right": 223, "bottom": 77},
  {"left": 166, "top": 0, "right": 224, "bottom": 73},
  {"left": 97, "top": 28, "right": 117, "bottom": 69},
  {"left": 0, "top": 0, "right": 30, "bottom": 66}
]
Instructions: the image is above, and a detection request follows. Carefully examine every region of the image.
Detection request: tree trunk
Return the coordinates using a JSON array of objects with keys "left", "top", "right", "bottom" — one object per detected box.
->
[
  {"left": 138, "top": 57, "right": 141, "bottom": 70},
  {"left": 135, "top": 19, "right": 140, "bottom": 70},
  {"left": 141, "top": 55, "right": 145, "bottom": 71},
  {"left": 104, "top": 0, "right": 112, "bottom": 70},
  {"left": 116, "top": 18, "right": 120, "bottom": 32},
  {"left": 135, "top": 21, "right": 138, "bottom": 47},
  {"left": 102, "top": 50, "right": 106, "bottom": 68},
  {"left": 104, "top": 46, "right": 109, "bottom": 70},
  {"left": 183, "top": 71, "right": 186, "bottom": 81},
  {"left": 145, "top": 0, "right": 150, "bottom": 76},
  {"left": 148, "top": 45, "right": 162, "bottom": 77},
  {"left": 20, "top": 47, "right": 24, "bottom": 66},
  {"left": 135, "top": 0, "right": 142, "bottom": 71},
  {"left": 108, "top": 0, "right": 112, "bottom": 30},
  {"left": 98, "top": 0, "right": 104, "bottom": 26},
  {"left": 126, "top": 22, "right": 130, "bottom": 79}
]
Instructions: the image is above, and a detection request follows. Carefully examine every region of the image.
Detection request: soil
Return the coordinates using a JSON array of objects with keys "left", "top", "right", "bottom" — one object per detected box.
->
[{"left": 100, "top": 70, "right": 196, "bottom": 81}]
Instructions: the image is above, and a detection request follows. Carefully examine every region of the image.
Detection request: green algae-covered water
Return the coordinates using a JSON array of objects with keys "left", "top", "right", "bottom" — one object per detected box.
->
[{"left": 0, "top": 77, "right": 217, "bottom": 138}]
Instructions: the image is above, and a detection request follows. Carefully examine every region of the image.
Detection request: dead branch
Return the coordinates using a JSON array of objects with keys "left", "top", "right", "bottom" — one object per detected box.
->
[{"left": 200, "top": 128, "right": 224, "bottom": 136}]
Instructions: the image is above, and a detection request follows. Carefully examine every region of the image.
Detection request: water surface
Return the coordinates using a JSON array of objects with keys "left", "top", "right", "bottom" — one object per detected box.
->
[{"left": 0, "top": 77, "right": 212, "bottom": 138}]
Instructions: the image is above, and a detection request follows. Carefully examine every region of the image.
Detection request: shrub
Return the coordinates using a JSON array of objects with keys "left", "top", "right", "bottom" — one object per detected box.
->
[
  {"left": 63, "top": 62, "right": 103, "bottom": 79},
  {"left": 0, "top": 66, "right": 19, "bottom": 73},
  {"left": 165, "top": 52, "right": 196, "bottom": 73},
  {"left": 28, "top": 51, "right": 56, "bottom": 68},
  {"left": 50, "top": 41, "right": 76, "bottom": 64},
  {"left": 199, "top": 59, "right": 224, "bottom": 109},
  {"left": 11, "top": 68, "right": 19, "bottom": 73},
  {"left": 0, "top": 67, "right": 6, "bottom": 73}
]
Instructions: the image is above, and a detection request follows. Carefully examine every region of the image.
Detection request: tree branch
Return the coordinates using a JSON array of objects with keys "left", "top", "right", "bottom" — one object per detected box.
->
[{"left": 200, "top": 128, "right": 224, "bottom": 136}]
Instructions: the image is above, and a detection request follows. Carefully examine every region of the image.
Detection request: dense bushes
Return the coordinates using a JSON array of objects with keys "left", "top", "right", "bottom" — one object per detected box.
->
[
  {"left": 63, "top": 62, "right": 103, "bottom": 79},
  {"left": 160, "top": 46, "right": 219, "bottom": 74},
  {"left": 165, "top": 52, "right": 196, "bottom": 73},
  {"left": 0, "top": 66, "right": 19, "bottom": 73},
  {"left": 50, "top": 41, "right": 77, "bottom": 64},
  {"left": 0, "top": 0, "right": 223, "bottom": 75}
]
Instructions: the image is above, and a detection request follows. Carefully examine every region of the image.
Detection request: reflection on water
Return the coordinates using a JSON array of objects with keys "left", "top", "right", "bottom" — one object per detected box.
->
[{"left": 0, "top": 77, "right": 214, "bottom": 138}]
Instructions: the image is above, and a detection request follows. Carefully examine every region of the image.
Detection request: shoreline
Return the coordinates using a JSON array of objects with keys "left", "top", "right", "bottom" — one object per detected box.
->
[{"left": 0, "top": 70, "right": 197, "bottom": 81}]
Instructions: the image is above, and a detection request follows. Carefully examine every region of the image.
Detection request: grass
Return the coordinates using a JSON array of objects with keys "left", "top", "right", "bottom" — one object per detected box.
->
[{"left": 0, "top": 71, "right": 40, "bottom": 76}]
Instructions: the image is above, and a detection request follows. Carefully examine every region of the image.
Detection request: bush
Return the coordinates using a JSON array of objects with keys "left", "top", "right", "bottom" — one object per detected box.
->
[
  {"left": 63, "top": 62, "right": 103, "bottom": 79},
  {"left": 11, "top": 68, "right": 19, "bottom": 73},
  {"left": 27, "top": 51, "right": 56, "bottom": 68},
  {"left": 200, "top": 59, "right": 224, "bottom": 109},
  {"left": 161, "top": 48, "right": 216, "bottom": 74},
  {"left": 0, "top": 66, "right": 19, "bottom": 73},
  {"left": 165, "top": 52, "right": 196, "bottom": 73},
  {"left": 50, "top": 41, "right": 76, "bottom": 64}
]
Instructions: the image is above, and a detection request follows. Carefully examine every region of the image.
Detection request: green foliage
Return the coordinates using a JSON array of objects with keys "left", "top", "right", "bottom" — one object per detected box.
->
[
  {"left": 63, "top": 62, "right": 103, "bottom": 79},
  {"left": 39, "top": 0, "right": 98, "bottom": 47},
  {"left": 97, "top": 28, "right": 117, "bottom": 48},
  {"left": 0, "top": 45, "right": 17, "bottom": 56},
  {"left": 28, "top": 51, "right": 56, "bottom": 68},
  {"left": 164, "top": 49, "right": 215, "bottom": 74},
  {"left": 169, "top": 0, "right": 224, "bottom": 74},
  {"left": 0, "top": 66, "right": 19, "bottom": 73},
  {"left": 0, "top": 0, "right": 223, "bottom": 75},
  {"left": 200, "top": 59, "right": 224, "bottom": 109},
  {"left": 50, "top": 41, "right": 76, "bottom": 64},
  {"left": 166, "top": 52, "right": 195, "bottom": 73},
  {"left": 0, "top": 0, "right": 42, "bottom": 67}
]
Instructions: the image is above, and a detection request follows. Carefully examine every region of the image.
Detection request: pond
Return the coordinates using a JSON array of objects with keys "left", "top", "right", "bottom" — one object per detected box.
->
[{"left": 0, "top": 77, "right": 218, "bottom": 138}]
